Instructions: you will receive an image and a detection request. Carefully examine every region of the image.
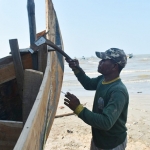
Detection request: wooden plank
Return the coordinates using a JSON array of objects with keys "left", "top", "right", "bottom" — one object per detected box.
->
[
  {"left": 44, "top": 48, "right": 64, "bottom": 141},
  {"left": 21, "top": 53, "right": 33, "bottom": 69},
  {"left": 0, "top": 62, "right": 15, "bottom": 84},
  {"left": 38, "top": 44, "right": 48, "bottom": 73},
  {"left": 14, "top": 51, "right": 63, "bottom": 150},
  {"left": 9, "top": 39, "right": 24, "bottom": 98},
  {"left": 46, "top": 0, "right": 55, "bottom": 42},
  {"left": 27, "top": 0, "right": 36, "bottom": 44},
  {"left": 44, "top": 5, "right": 64, "bottom": 141},
  {"left": 14, "top": 52, "right": 52, "bottom": 150},
  {"left": 22, "top": 69, "right": 43, "bottom": 124},
  {"left": 55, "top": 112, "right": 74, "bottom": 118},
  {"left": 0, "top": 53, "right": 33, "bottom": 85},
  {"left": 37, "top": 30, "right": 48, "bottom": 72},
  {"left": 0, "top": 120, "right": 23, "bottom": 150},
  {"left": 31, "top": 53, "right": 38, "bottom": 70},
  {"left": 36, "top": 30, "right": 46, "bottom": 39},
  {"left": 0, "top": 56, "right": 13, "bottom": 65},
  {"left": 27, "top": 0, "right": 38, "bottom": 70}
]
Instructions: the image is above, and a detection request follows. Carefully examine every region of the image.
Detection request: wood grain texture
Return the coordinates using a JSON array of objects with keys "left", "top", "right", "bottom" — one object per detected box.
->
[
  {"left": 37, "top": 30, "right": 48, "bottom": 73},
  {"left": 22, "top": 69, "right": 43, "bottom": 124},
  {"left": 0, "top": 53, "right": 33, "bottom": 85},
  {"left": 38, "top": 44, "right": 48, "bottom": 73},
  {"left": 0, "top": 121, "right": 23, "bottom": 150},
  {"left": 0, "top": 56, "right": 13, "bottom": 65},
  {"left": 36, "top": 30, "right": 46, "bottom": 39},
  {"left": 21, "top": 53, "right": 33, "bottom": 69},
  {"left": 0, "top": 62, "right": 15, "bottom": 84},
  {"left": 9, "top": 39, "right": 24, "bottom": 99},
  {"left": 14, "top": 52, "right": 52, "bottom": 150},
  {"left": 45, "top": 1, "right": 64, "bottom": 141}
]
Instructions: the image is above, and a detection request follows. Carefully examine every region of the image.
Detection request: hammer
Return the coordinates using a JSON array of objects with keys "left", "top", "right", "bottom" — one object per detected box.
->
[{"left": 28, "top": 36, "right": 84, "bottom": 73}]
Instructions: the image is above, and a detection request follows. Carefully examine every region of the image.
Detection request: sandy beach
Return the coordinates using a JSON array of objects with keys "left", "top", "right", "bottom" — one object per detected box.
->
[{"left": 44, "top": 93, "right": 150, "bottom": 150}]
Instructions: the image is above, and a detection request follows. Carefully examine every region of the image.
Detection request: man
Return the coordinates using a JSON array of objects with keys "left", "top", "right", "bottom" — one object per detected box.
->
[{"left": 64, "top": 48, "right": 129, "bottom": 150}]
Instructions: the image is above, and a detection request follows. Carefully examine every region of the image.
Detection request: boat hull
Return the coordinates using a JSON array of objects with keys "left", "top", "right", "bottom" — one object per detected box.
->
[{"left": 0, "top": 0, "right": 64, "bottom": 149}]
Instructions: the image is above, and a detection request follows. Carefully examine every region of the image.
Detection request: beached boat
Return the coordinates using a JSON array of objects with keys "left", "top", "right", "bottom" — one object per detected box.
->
[{"left": 0, "top": 0, "right": 64, "bottom": 149}]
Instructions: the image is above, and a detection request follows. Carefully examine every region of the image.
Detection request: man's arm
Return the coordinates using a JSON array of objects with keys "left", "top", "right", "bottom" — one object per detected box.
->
[
  {"left": 65, "top": 58, "right": 102, "bottom": 90},
  {"left": 78, "top": 91, "right": 127, "bottom": 130},
  {"left": 65, "top": 91, "right": 127, "bottom": 130}
]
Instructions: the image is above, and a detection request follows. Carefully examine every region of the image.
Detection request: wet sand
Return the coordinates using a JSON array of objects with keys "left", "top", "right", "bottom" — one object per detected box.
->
[{"left": 44, "top": 94, "right": 150, "bottom": 150}]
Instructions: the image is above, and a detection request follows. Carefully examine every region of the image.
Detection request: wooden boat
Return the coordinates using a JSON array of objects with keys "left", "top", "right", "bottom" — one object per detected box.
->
[{"left": 0, "top": 0, "right": 64, "bottom": 149}]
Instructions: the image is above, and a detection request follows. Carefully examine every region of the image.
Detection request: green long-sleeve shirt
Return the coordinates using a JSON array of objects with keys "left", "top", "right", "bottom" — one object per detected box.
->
[{"left": 74, "top": 70, "right": 129, "bottom": 149}]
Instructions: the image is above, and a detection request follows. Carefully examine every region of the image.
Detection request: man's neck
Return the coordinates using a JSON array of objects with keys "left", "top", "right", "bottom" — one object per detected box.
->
[{"left": 103, "top": 74, "right": 119, "bottom": 82}]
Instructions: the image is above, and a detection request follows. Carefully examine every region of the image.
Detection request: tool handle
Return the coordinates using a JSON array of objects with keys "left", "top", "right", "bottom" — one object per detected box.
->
[
  {"left": 46, "top": 39, "right": 72, "bottom": 60},
  {"left": 45, "top": 39, "right": 84, "bottom": 73}
]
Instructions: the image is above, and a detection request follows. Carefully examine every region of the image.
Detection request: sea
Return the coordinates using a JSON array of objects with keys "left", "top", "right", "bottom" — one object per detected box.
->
[{"left": 61, "top": 54, "right": 150, "bottom": 97}]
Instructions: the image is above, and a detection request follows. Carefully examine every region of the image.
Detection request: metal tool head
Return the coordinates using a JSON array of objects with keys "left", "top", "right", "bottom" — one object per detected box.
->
[
  {"left": 28, "top": 36, "right": 47, "bottom": 53},
  {"left": 28, "top": 36, "right": 62, "bottom": 53},
  {"left": 35, "top": 37, "right": 46, "bottom": 46}
]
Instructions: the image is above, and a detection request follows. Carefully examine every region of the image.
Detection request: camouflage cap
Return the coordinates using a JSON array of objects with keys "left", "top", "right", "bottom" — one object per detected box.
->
[{"left": 95, "top": 48, "right": 127, "bottom": 68}]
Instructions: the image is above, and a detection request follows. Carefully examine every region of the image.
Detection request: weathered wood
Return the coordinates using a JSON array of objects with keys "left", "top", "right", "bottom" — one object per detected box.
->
[
  {"left": 44, "top": 49, "right": 64, "bottom": 141},
  {"left": 9, "top": 39, "right": 24, "bottom": 98},
  {"left": 14, "top": 49, "right": 63, "bottom": 150},
  {"left": 46, "top": 0, "right": 55, "bottom": 42},
  {"left": 0, "top": 120, "right": 23, "bottom": 150},
  {"left": 27, "top": 0, "right": 36, "bottom": 45},
  {"left": 27, "top": 0, "right": 38, "bottom": 70},
  {"left": 36, "top": 30, "right": 48, "bottom": 72},
  {"left": 14, "top": 52, "right": 52, "bottom": 150},
  {"left": 14, "top": 0, "right": 64, "bottom": 149},
  {"left": 44, "top": 3, "right": 64, "bottom": 141},
  {"left": 38, "top": 44, "right": 48, "bottom": 73},
  {"left": 36, "top": 30, "right": 46, "bottom": 39},
  {"left": 22, "top": 69, "right": 43, "bottom": 124},
  {"left": 0, "top": 62, "right": 15, "bottom": 84},
  {"left": 0, "top": 56, "right": 13, "bottom": 65},
  {"left": 55, "top": 113, "right": 74, "bottom": 118},
  {"left": 20, "top": 53, "right": 33, "bottom": 69},
  {"left": 31, "top": 53, "right": 38, "bottom": 70},
  {"left": 0, "top": 53, "right": 33, "bottom": 85}
]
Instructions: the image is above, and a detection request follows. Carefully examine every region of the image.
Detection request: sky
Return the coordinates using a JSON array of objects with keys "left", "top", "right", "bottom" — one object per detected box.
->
[{"left": 0, "top": 0, "right": 150, "bottom": 58}]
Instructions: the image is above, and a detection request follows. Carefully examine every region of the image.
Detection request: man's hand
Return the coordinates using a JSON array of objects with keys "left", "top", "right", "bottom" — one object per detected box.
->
[
  {"left": 65, "top": 58, "right": 80, "bottom": 70},
  {"left": 64, "top": 92, "right": 80, "bottom": 111}
]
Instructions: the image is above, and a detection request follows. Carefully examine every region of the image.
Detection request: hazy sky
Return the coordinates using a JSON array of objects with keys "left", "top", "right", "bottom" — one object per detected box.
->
[{"left": 0, "top": 0, "right": 150, "bottom": 58}]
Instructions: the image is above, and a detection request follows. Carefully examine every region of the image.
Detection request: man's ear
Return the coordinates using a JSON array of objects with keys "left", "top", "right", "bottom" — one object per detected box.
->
[{"left": 112, "top": 63, "right": 118, "bottom": 71}]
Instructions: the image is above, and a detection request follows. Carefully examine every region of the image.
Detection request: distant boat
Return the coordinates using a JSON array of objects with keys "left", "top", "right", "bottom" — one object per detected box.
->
[
  {"left": 127, "top": 53, "right": 133, "bottom": 58},
  {"left": 82, "top": 56, "right": 85, "bottom": 59}
]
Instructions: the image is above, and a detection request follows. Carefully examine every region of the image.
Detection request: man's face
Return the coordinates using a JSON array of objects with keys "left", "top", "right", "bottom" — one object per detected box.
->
[{"left": 98, "top": 59, "right": 115, "bottom": 75}]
